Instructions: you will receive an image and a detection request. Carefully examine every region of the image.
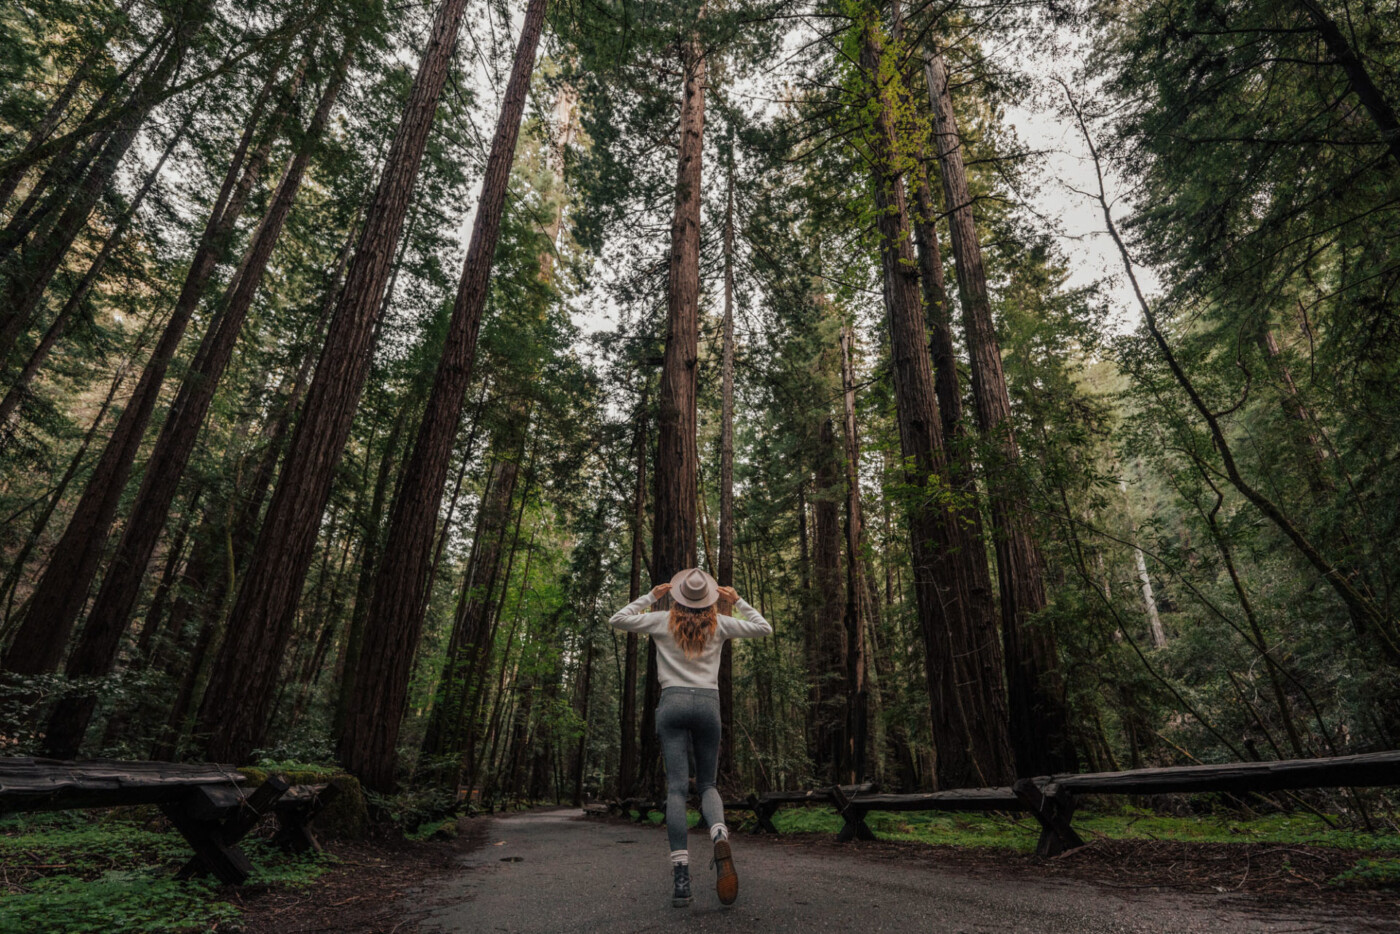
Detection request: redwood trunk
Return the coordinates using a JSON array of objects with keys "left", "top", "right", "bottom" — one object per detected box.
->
[
  {"left": 195, "top": 0, "right": 475, "bottom": 763},
  {"left": 839, "top": 326, "right": 868, "bottom": 783},
  {"left": 717, "top": 155, "right": 737, "bottom": 785},
  {"left": 420, "top": 419, "right": 527, "bottom": 762},
  {"left": 340, "top": 0, "right": 548, "bottom": 791},
  {"left": 861, "top": 19, "right": 1012, "bottom": 788},
  {"left": 810, "top": 416, "right": 844, "bottom": 783},
  {"left": 619, "top": 392, "right": 647, "bottom": 798},
  {"left": 925, "top": 47, "right": 1076, "bottom": 777},
  {"left": 653, "top": 34, "right": 705, "bottom": 589},
  {"left": 645, "top": 26, "right": 706, "bottom": 797}
]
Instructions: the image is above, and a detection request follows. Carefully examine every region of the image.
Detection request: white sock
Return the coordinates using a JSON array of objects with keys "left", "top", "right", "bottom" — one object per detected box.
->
[
  {"left": 670, "top": 849, "right": 689, "bottom": 866},
  {"left": 710, "top": 823, "right": 729, "bottom": 842}
]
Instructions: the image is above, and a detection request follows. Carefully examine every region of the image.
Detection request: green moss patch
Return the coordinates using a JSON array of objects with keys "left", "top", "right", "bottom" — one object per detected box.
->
[{"left": 0, "top": 810, "right": 334, "bottom": 933}]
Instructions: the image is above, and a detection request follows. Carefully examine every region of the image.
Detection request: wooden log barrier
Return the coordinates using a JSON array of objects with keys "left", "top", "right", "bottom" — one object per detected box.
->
[
  {"left": 831, "top": 784, "right": 876, "bottom": 842},
  {"left": 1013, "top": 778, "right": 1084, "bottom": 858},
  {"left": 1046, "top": 750, "right": 1400, "bottom": 798},
  {"left": 171, "top": 773, "right": 291, "bottom": 883},
  {"left": 271, "top": 783, "right": 339, "bottom": 854},
  {"left": 752, "top": 799, "right": 780, "bottom": 834},
  {"left": 0, "top": 757, "right": 246, "bottom": 812},
  {"left": 833, "top": 788, "right": 1023, "bottom": 843}
]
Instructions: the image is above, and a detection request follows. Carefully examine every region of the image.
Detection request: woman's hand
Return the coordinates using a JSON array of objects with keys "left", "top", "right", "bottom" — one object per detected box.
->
[
  {"left": 717, "top": 586, "right": 738, "bottom": 606},
  {"left": 651, "top": 582, "right": 672, "bottom": 600}
]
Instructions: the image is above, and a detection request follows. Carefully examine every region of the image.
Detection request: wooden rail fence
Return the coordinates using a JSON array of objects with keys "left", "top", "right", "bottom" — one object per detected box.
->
[
  {"left": 595, "top": 750, "right": 1400, "bottom": 857},
  {"left": 0, "top": 757, "right": 339, "bottom": 884}
]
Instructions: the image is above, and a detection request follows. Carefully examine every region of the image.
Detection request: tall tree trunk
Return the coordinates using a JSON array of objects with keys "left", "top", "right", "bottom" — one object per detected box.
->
[
  {"left": 810, "top": 416, "right": 844, "bottom": 783},
  {"left": 571, "top": 632, "right": 596, "bottom": 805},
  {"left": 619, "top": 389, "right": 647, "bottom": 798},
  {"left": 332, "top": 399, "right": 411, "bottom": 736},
  {"left": 839, "top": 325, "right": 868, "bottom": 783},
  {"left": 925, "top": 46, "right": 1076, "bottom": 777},
  {"left": 643, "top": 20, "right": 706, "bottom": 799},
  {"left": 4, "top": 52, "right": 303, "bottom": 683},
  {"left": 420, "top": 415, "right": 528, "bottom": 763},
  {"left": 40, "top": 50, "right": 345, "bottom": 755},
  {"left": 340, "top": 0, "right": 549, "bottom": 790},
  {"left": 910, "top": 165, "right": 964, "bottom": 446},
  {"left": 460, "top": 441, "right": 536, "bottom": 792},
  {"left": 0, "top": 353, "right": 135, "bottom": 637},
  {"left": 717, "top": 154, "right": 737, "bottom": 786},
  {"left": 653, "top": 29, "right": 705, "bottom": 592},
  {"left": 860, "top": 16, "right": 1012, "bottom": 788},
  {"left": 194, "top": 0, "right": 478, "bottom": 763}
]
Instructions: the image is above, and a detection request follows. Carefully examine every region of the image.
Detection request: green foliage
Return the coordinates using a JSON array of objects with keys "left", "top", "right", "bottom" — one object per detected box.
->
[
  {"left": 0, "top": 871, "right": 238, "bottom": 934},
  {"left": 362, "top": 784, "right": 459, "bottom": 830},
  {"left": 0, "top": 811, "right": 333, "bottom": 934},
  {"left": 1330, "top": 858, "right": 1400, "bottom": 890}
]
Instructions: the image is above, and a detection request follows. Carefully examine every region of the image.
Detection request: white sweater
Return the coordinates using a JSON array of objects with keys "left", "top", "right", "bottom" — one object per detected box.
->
[{"left": 608, "top": 591, "right": 773, "bottom": 690}]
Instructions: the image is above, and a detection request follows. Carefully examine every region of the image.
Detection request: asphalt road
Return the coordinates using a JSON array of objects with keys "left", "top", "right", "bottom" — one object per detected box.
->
[{"left": 423, "top": 809, "right": 1396, "bottom": 934}]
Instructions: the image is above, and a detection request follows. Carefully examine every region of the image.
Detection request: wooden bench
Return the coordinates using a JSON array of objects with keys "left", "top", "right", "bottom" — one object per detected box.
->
[{"left": 0, "top": 757, "right": 338, "bottom": 884}]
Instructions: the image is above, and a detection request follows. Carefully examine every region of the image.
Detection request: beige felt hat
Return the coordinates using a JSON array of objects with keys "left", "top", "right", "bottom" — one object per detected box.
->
[{"left": 669, "top": 567, "right": 719, "bottom": 608}]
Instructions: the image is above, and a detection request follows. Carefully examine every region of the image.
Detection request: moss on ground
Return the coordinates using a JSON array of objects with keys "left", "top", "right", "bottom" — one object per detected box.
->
[
  {"left": 0, "top": 811, "right": 333, "bottom": 933},
  {"left": 763, "top": 804, "right": 1400, "bottom": 854}
]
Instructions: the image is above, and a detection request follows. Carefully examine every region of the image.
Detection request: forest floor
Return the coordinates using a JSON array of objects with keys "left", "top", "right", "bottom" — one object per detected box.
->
[{"left": 3, "top": 804, "right": 1397, "bottom": 932}]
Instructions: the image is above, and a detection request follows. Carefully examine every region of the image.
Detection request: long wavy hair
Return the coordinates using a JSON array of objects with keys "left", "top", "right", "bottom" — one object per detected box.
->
[{"left": 668, "top": 603, "right": 718, "bottom": 659}]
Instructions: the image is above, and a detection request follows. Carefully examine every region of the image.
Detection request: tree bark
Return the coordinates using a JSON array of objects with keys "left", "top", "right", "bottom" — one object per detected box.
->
[
  {"left": 839, "top": 325, "right": 868, "bottom": 783},
  {"left": 717, "top": 153, "right": 737, "bottom": 786},
  {"left": 340, "top": 0, "right": 549, "bottom": 790},
  {"left": 861, "top": 17, "right": 1012, "bottom": 788},
  {"left": 653, "top": 30, "right": 705, "bottom": 589},
  {"left": 640, "top": 22, "right": 706, "bottom": 799},
  {"left": 810, "top": 416, "right": 844, "bottom": 783},
  {"left": 925, "top": 46, "right": 1076, "bottom": 777},
  {"left": 619, "top": 389, "right": 647, "bottom": 798},
  {"left": 194, "top": 0, "right": 477, "bottom": 763},
  {"left": 420, "top": 415, "right": 529, "bottom": 763}
]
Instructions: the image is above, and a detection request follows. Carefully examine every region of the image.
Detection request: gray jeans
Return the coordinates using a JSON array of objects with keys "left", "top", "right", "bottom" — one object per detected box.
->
[{"left": 656, "top": 686, "right": 724, "bottom": 852}]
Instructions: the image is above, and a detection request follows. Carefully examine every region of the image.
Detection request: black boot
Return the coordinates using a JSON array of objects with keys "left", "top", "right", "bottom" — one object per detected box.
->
[{"left": 672, "top": 862, "right": 693, "bottom": 907}]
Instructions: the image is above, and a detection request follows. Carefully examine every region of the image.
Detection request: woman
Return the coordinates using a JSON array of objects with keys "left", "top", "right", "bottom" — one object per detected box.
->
[{"left": 609, "top": 567, "right": 772, "bottom": 908}]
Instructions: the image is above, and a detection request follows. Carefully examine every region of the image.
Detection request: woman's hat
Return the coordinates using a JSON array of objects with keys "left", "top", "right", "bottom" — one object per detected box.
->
[{"left": 669, "top": 567, "right": 718, "bottom": 608}]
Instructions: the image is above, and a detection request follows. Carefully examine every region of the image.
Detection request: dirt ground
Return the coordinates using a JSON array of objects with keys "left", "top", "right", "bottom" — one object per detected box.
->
[{"left": 220, "top": 820, "right": 489, "bottom": 934}]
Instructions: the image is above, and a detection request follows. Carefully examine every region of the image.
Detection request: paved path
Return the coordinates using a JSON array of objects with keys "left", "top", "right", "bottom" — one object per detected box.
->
[{"left": 423, "top": 809, "right": 1396, "bottom": 934}]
